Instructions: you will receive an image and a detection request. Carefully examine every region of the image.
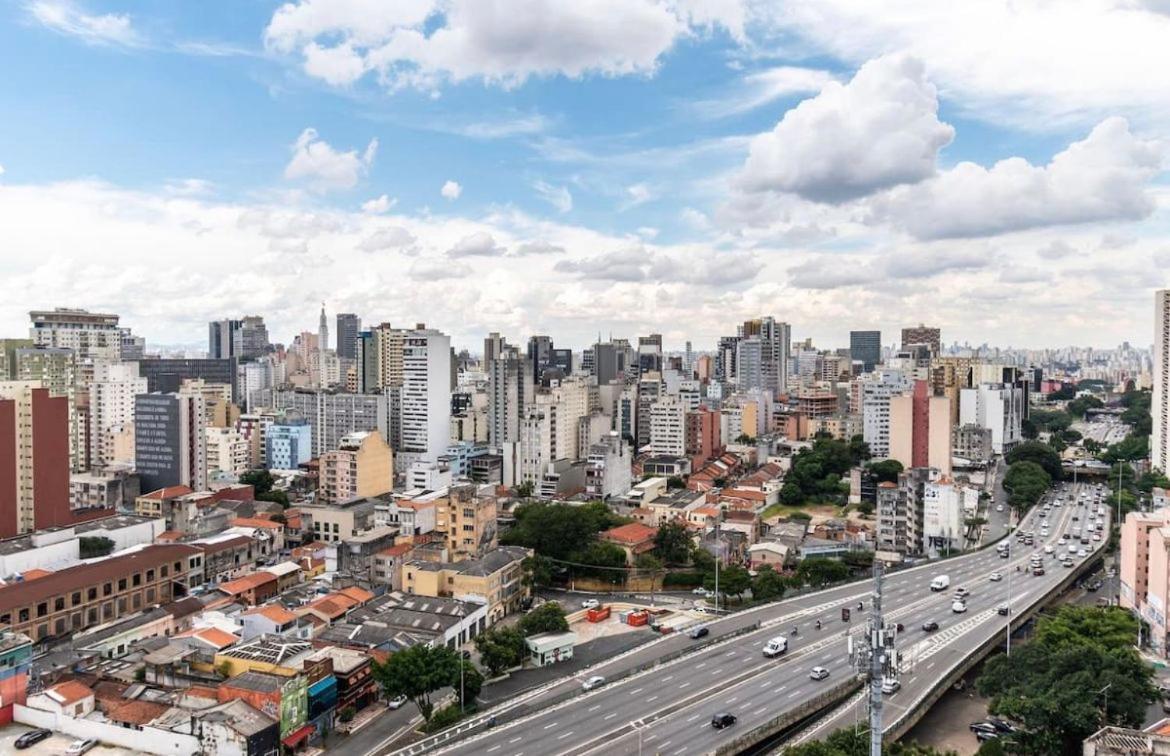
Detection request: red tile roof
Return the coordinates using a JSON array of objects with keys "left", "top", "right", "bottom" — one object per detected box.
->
[
  {"left": 46, "top": 680, "right": 94, "bottom": 705},
  {"left": 244, "top": 605, "right": 299, "bottom": 625},
  {"left": 231, "top": 517, "right": 284, "bottom": 530},
  {"left": 139, "top": 485, "right": 194, "bottom": 500},
  {"left": 219, "top": 572, "right": 277, "bottom": 595},
  {"left": 377, "top": 543, "right": 415, "bottom": 558},
  {"left": 176, "top": 627, "right": 238, "bottom": 649},
  {"left": 601, "top": 522, "right": 659, "bottom": 545},
  {"left": 21, "top": 568, "right": 54, "bottom": 581}
]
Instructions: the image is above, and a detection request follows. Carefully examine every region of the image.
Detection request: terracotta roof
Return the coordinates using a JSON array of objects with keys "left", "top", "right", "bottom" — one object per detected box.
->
[
  {"left": 139, "top": 485, "right": 194, "bottom": 500},
  {"left": 177, "top": 627, "right": 238, "bottom": 649},
  {"left": 45, "top": 680, "right": 94, "bottom": 705},
  {"left": 156, "top": 531, "right": 184, "bottom": 541},
  {"left": 185, "top": 685, "right": 219, "bottom": 700},
  {"left": 377, "top": 543, "right": 415, "bottom": 558},
  {"left": 338, "top": 586, "right": 374, "bottom": 604},
  {"left": 231, "top": 517, "right": 284, "bottom": 530},
  {"left": 0, "top": 544, "right": 198, "bottom": 614},
  {"left": 105, "top": 698, "right": 170, "bottom": 726},
  {"left": 601, "top": 522, "right": 659, "bottom": 545},
  {"left": 244, "top": 605, "right": 299, "bottom": 625},
  {"left": 21, "top": 568, "right": 54, "bottom": 581},
  {"left": 219, "top": 572, "right": 277, "bottom": 595}
]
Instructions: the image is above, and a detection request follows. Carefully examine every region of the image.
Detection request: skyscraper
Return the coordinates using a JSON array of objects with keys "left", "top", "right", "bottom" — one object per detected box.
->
[
  {"left": 208, "top": 319, "right": 240, "bottom": 359},
  {"left": 209, "top": 316, "right": 268, "bottom": 360},
  {"left": 318, "top": 304, "right": 330, "bottom": 354},
  {"left": 484, "top": 332, "right": 507, "bottom": 367},
  {"left": 488, "top": 348, "right": 533, "bottom": 449},
  {"left": 738, "top": 317, "right": 790, "bottom": 395},
  {"left": 336, "top": 313, "right": 361, "bottom": 361},
  {"left": 400, "top": 328, "right": 452, "bottom": 462},
  {"left": 89, "top": 362, "right": 148, "bottom": 469},
  {"left": 849, "top": 330, "right": 882, "bottom": 373},
  {"left": 1155, "top": 290, "right": 1170, "bottom": 472},
  {"left": 134, "top": 392, "right": 207, "bottom": 492},
  {"left": 527, "top": 335, "right": 553, "bottom": 383}
]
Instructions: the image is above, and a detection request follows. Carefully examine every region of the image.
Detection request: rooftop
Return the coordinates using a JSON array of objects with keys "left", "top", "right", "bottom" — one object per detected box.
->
[
  {"left": 138, "top": 486, "right": 194, "bottom": 501},
  {"left": 221, "top": 670, "right": 285, "bottom": 694},
  {"left": 220, "top": 635, "right": 312, "bottom": 666},
  {"left": 243, "top": 605, "right": 300, "bottom": 625},
  {"left": 219, "top": 572, "right": 278, "bottom": 595},
  {"left": 45, "top": 680, "right": 94, "bottom": 705},
  {"left": 602, "top": 523, "right": 659, "bottom": 545}
]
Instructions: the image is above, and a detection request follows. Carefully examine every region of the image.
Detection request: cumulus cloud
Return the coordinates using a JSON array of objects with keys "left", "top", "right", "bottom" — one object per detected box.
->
[
  {"left": 736, "top": 55, "right": 953, "bottom": 204},
  {"left": 786, "top": 245, "right": 993, "bottom": 289},
  {"left": 532, "top": 180, "right": 573, "bottom": 213},
  {"left": 1037, "top": 240, "right": 1076, "bottom": 260},
  {"left": 691, "top": 66, "right": 837, "bottom": 119},
  {"left": 624, "top": 183, "right": 654, "bottom": 207},
  {"left": 284, "top": 128, "right": 378, "bottom": 191},
  {"left": 514, "top": 240, "right": 565, "bottom": 256},
  {"left": 164, "top": 178, "right": 214, "bottom": 197},
  {"left": 28, "top": 0, "right": 141, "bottom": 47},
  {"left": 447, "top": 231, "right": 505, "bottom": 258},
  {"left": 264, "top": 0, "right": 742, "bottom": 90},
  {"left": 556, "top": 247, "right": 763, "bottom": 285},
  {"left": 409, "top": 257, "right": 471, "bottom": 280},
  {"left": 361, "top": 194, "right": 396, "bottom": 213},
  {"left": 879, "top": 117, "right": 1163, "bottom": 239},
  {"left": 358, "top": 226, "right": 415, "bottom": 252},
  {"left": 440, "top": 180, "right": 463, "bottom": 200}
]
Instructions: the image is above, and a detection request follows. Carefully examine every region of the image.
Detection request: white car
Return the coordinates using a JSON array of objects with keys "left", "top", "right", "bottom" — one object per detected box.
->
[
  {"left": 388, "top": 694, "right": 407, "bottom": 709},
  {"left": 1078, "top": 549, "right": 1087, "bottom": 557},
  {"left": 581, "top": 599, "right": 601, "bottom": 610},
  {"left": 582, "top": 675, "right": 607, "bottom": 691},
  {"left": 692, "top": 587, "right": 708, "bottom": 595},
  {"left": 1044, "top": 545, "right": 1054, "bottom": 554},
  {"left": 989, "top": 572, "right": 1003, "bottom": 582},
  {"left": 881, "top": 678, "right": 901, "bottom": 694},
  {"left": 1040, "top": 529, "right": 1049, "bottom": 537},
  {"left": 1093, "top": 534, "right": 1103, "bottom": 542},
  {"left": 952, "top": 600, "right": 968, "bottom": 613},
  {"left": 996, "top": 504, "right": 1004, "bottom": 512},
  {"left": 1058, "top": 537, "right": 1068, "bottom": 545},
  {"left": 65, "top": 739, "right": 97, "bottom": 756}
]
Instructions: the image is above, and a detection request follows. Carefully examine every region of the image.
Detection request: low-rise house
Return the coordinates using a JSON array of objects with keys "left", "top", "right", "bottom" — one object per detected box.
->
[
  {"left": 214, "top": 635, "right": 314, "bottom": 678},
  {"left": 154, "top": 698, "right": 279, "bottom": 756},
  {"left": 73, "top": 606, "right": 174, "bottom": 659},
  {"left": 194, "top": 534, "right": 264, "bottom": 583},
  {"left": 241, "top": 605, "right": 312, "bottom": 641},
  {"left": 261, "top": 562, "right": 302, "bottom": 592},
  {"left": 216, "top": 572, "right": 278, "bottom": 607},
  {"left": 216, "top": 670, "right": 309, "bottom": 741},
  {"left": 371, "top": 543, "right": 414, "bottom": 589},
  {"left": 229, "top": 517, "right": 287, "bottom": 552},
  {"left": 303, "top": 646, "right": 377, "bottom": 715},
  {"left": 599, "top": 523, "right": 659, "bottom": 565},
  {"left": 748, "top": 540, "right": 791, "bottom": 571},
  {"left": 28, "top": 680, "right": 96, "bottom": 717}
]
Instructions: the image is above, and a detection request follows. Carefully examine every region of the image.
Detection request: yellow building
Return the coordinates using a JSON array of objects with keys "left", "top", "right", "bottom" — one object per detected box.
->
[
  {"left": 402, "top": 545, "right": 530, "bottom": 625},
  {"left": 213, "top": 636, "right": 314, "bottom": 678},
  {"left": 436, "top": 484, "right": 498, "bottom": 560},
  {"left": 318, "top": 430, "right": 394, "bottom": 506}
]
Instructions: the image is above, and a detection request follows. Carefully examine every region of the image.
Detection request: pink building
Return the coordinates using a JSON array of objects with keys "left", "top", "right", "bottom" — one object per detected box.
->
[
  {"left": 1120, "top": 507, "right": 1170, "bottom": 655},
  {"left": 888, "top": 380, "right": 952, "bottom": 475}
]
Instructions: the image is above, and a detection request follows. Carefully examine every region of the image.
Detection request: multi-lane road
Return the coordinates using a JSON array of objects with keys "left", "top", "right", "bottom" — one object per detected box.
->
[{"left": 413, "top": 482, "right": 1109, "bottom": 756}]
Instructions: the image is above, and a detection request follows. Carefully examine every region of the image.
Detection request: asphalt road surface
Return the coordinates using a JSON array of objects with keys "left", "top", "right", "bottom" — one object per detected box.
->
[{"left": 410, "top": 481, "right": 1109, "bottom": 756}]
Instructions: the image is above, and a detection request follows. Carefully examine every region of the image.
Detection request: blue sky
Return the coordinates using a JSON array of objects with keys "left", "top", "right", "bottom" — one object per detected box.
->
[{"left": 1, "top": 1, "right": 1169, "bottom": 351}]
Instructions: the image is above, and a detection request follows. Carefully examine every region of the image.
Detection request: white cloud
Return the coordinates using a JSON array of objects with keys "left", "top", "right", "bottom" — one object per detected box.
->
[
  {"left": 458, "top": 114, "right": 550, "bottom": 139},
  {"left": 624, "top": 183, "right": 654, "bottom": 207},
  {"left": 447, "top": 231, "right": 505, "bottom": 258},
  {"left": 1037, "top": 240, "right": 1076, "bottom": 260},
  {"left": 757, "top": 1, "right": 1170, "bottom": 129},
  {"left": 361, "top": 194, "right": 396, "bottom": 213},
  {"left": 556, "top": 247, "right": 763, "bottom": 285},
  {"left": 532, "top": 180, "right": 573, "bottom": 213},
  {"left": 164, "top": 178, "right": 214, "bottom": 197},
  {"left": 283, "top": 128, "right": 378, "bottom": 191},
  {"left": 358, "top": 226, "right": 415, "bottom": 252},
  {"left": 264, "top": 0, "right": 742, "bottom": 91},
  {"left": 691, "top": 66, "right": 836, "bottom": 118},
  {"left": 736, "top": 55, "right": 953, "bottom": 203},
  {"left": 440, "top": 180, "right": 463, "bottom": 200},
  {"left": 514, "top": 240, "right": 565, "bottom": 256},
  {"left": 409, "top": 257, "right": 472, "bottom": 280},
  {"left": 28, "top": 0, "right": 140, "bottom": 47},
  {"left": 0, "top": 164, "right": 7, "bottom": 177},
  {"left": 879, "top": 117, "right": 1164, "bottom": 239}
]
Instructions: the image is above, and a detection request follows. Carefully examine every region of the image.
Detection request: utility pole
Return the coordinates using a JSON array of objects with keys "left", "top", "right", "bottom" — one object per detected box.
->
[
  {"left": 1005, "top": 545, "right": 1013, "bottom": 656},
  {"left": 714, "top": 514, "right": 721, "bottom": 613},
  {"left": 868, "top": 561, "right": 885, "bottom": 756}
]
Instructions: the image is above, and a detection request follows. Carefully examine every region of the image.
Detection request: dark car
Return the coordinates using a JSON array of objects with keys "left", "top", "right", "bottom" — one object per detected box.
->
[
  {"left": 987, "top": 717, "right": 1019, "bottom": 734},
  {"left": 976, "top": 730, "right": 1000, "bottom": 742},
  {"left": 689, "top": 626, "right": 710, "bottom": 640},
  {"left": 922, "top": 620, "right": 939, "bottom": 632},
  {"left": 970, "top": 722, "right": 1000, "bottom": 735},
  {"left": 997, "top": 605, "right": 1011, "bottom": 616},
  {"left": 15, "top": 729, "right": 52, "bottom": 749},
  {"left": 711, "top": 712, "right": 737, "bottom": 729},
  {"left": 1087, "top": 580, "right": 1103, "bottom": 592}
]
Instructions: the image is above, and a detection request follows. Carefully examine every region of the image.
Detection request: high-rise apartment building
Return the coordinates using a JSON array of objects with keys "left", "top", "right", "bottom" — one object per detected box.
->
[
  {"left": 15, "top": 347, "right": 82, "bottom": 471},
  {"left": 205, "top": 426, "right": 250, "bottom": 478},
  {"left": 335, "top": 313, "right": 361, "bottom": 361},
  {"left": 134, "top": 392, "right": 207, "bottom": 492},
  {"left": 400, "top": 328, "right": 451, "bottom": 463},
  {"left": 849, "top": 330, "right": 882, "bottom": 373},
  {"left": 483, "top": 332, "right": 507, "bottom": 367},
  {"left": 371, "top": 323, "right": 406, "bottom": 390},
  {"left": 901, "top": 324, "right": 942, "bottom": 357},
  {"left": 318, "top": 431, "right": 394, "bottom": 506},
  {"left": 265, "top": 416, "right": 312, "bottom": 470},
  {"left": 269, "top": 388, "right": 391, "bottom": 457},
  {"left": 959, "top": 383, "right": 1024, "bottom": 454},
  {"left": 29, "top": 309, "right": 121, "bottom": 360},
  {"left": 1154, "top": 290, "right": 1170, "bottom": 472},
  {"left": 89, "top": 362, "right": 147, "bottom": 469},
  {"left": 0, "top": 381, "right": 71, "bottom": 537},
  {"left": 737, "top": 317, "right": 791, "bottom": 395},
  {"left": 888, "top": 380, "right": 952, "bottom": 474},
  {"left": 861, "top": 370, "right": 913, "bottom": 459},
  {"left": 649, "top": 394, "right": 687, "bottom": 457},
  {"left": 488, "top": 348, "right": 533, "bottom": 449}
]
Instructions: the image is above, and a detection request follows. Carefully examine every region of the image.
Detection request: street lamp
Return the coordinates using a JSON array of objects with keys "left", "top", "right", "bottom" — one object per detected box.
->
[{"left": 1097, "top": 683, "right": 1112, "bottom": 726}]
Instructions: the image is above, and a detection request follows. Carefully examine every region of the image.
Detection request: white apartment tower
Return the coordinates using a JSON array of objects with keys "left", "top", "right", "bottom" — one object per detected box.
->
[
  {"left": 1154, "top": 289, "right": 1170, "bottom": 472},
  {"left": 649, "top": 394, "right": 687, "bottom": 457},
  {"left": 861, "top": 369, "right": 913, "bottom": 459},
  {"left": 399, "top": 328, "right": 451, "bottom": 464},
  {"left": 90, "top": 362, "right": 147, "bottom": 468},
  {"left": 488, "top": 349, "right": 533, "bottom": 450}
]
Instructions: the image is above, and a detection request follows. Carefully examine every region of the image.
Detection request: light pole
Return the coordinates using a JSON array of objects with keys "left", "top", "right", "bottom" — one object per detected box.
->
[
  {"left": 714, "top": 513, "right": 721, "bottom": 613},
  {"left": 1005, "top": 545, "right": 1013, "bottom": 657},
  {"left": 1098, "top": 683, "right": 1112, "bottom": 725}
]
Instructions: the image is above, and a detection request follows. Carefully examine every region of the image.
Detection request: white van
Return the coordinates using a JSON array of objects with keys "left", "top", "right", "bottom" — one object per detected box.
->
[
  {"left": 762, "top": 637, "right": 788, "bottom": 658},
  {"left": 930, "top": 575, "right": 950, "bottom": 592}
]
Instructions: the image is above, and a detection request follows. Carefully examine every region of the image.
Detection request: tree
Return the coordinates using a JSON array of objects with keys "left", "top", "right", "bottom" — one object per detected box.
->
[
  {"left": 1067, "top": 394, "right": 1105, "bottom": 419},
  {"left": 977, "top": 606, "right": 1156, "bottom": 754},
  {"left": 514, "top": 481, "right": 535, "bottom": 499},
  {"left": 1002, "top": 461, "right": 1051, "bottom": 511},
  {"left": 257, "top": 489, "right": 290, "bottom": 508},
  {"left": 866, "top": 459, "right": 903, "bottom": 484},
  {"left": 521, "top": 554, "right": 553, "bottom": 590},
  {"left": 654, "top": 521, "right": 693, "bottom": 565},
  {"left": 373, "top": 645, "right": 461, "bottom": 723},
  {"left": 1005, "top": 441, "right": 1063, "bottom": 481},
  {"left": 474, "top": 628, "right": 527, "bottom": 676},
  {"left": 782, "top": 725, "right": 948, "bottom": 756},
  {"left": 78, "top": 536, "right": 115, "bottom": 559},
  {"left": 848, "top": 435, "right": 872, "bottom": 465},
  {"left": 239, "top": 469, "right": 275, "bottom": 496},
  {"left": 735, "top": 434, "right": 754, "bottom": 444},
  {"left": 500, "top": 501, "right": 628, "bottom": 562},
  {"left": 666, "top": 476, "right": 686, "bottom": 490},
  {"left": 703, "top": 564, "right": 750, "bottom": 600},
  {"left": 690, "top": 545, "right": 716, "bottom": 576},
  {"left": 796, "top": 558, "right": 849, "bottom": 588},
  {"left": 456, "top": 661, "right": 483, "bottom": 707},
  {"left": 517, "top": 602, "right": 569, "bottom": 637},
  {"left": 750, "top": 565, "right": 788, "bottom": 602}
]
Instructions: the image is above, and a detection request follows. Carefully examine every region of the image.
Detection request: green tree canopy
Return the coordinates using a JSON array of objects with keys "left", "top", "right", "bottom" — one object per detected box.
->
[
  {"left": 1067, "top": 394, "right": 1105, "bottom": 419},
  {"left": 866, "top": 459, "right": 904, "bottom": 484},
  {"left": 795, "top": 558, "right": 850, "bottom": 588},
  {"left": 78, "top": 536, "right": 115, "bottom": 559},
  {"left": 654, "top": 521, "right": 693, "bottom": 565},
  {"left": 474, "top": 627, "right": 527, "bottom": 677},
  {"left": 455, "top": 661, "right": 483, "bottom": 707},
  {"left": 239, "top": 469, "right": 275, "bottom": 496},
  {"left": 373, "top": 645, "right": 462, "bottom": 723},
  {"left": 703, "top": 563, "right": 750, "bottom": 599},
  {"left": 783, "top": 725, "right": 950, "bottom": 756},
  {"left": 1002, "top": 460, "right": 1052, "bottom": 511},
  {"left": 517, "top": 602, "right": 570, "bottom": 637},
  {"left": 1005, "top": 441, "right": 1063, "bottom": 481},
  {"left": 750, "top": 565, "right": 788, "bottom": 602},
  {"left": 500, "top": 501, "right": 629, "bottom": 561}
]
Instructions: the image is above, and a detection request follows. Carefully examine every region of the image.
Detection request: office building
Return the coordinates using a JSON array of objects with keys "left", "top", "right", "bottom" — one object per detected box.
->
[
  {"left": 849, "top": 330, "right": 881, "bottom": 373},
  {"left": 335, "top": 313, "right": 361, "bottom": 361},
  {"left": 134, "top": 392, "right": 207, "bottom": 492},
  {"left": 527, "top": 336, "right": 553, "bottom": 383},
  {"left": 400, "top": 328, "right": 451, "bottom": 464},
  {"left": 318, "top": 431, "right": 394, "bottom": 506},
  {"left": 1155, "top": 290, "right": 1170, "bottom": 472},
  {"left": 488, "top": 349, "right": 533, "bottom": 450},
  {"left": 901, "top": 324, "right": 942, "bottom": 356},
  {"left": 29, "top": 308, "right": 121, "bottom": 361},
  {"left": 889, "top": 380, "right": 953, "bottom": 474},
  {"left": 737, "top": 317, "right": 791, "bottom": 396},
  {"left": 591, "top": 341, "right": 619, "bottom": 384},
  {"left": 89, "top": 362, "right": 148, "bottom": 469},
  {"left": 266, "top": 416, "right": 312, "bottom": 470},
  {"left": 136, "top": 358, "right": 236, "bottom": 398},
  {"left": 958, "top": 383, "right": 1024, "bottom": 454},
  {"left": 269, "top": 389, "right": 391, "bottom": 458},
  {"left": 0, "top": 381, "right": 71, "bottom": 538},
  {"left": 483, "top": 332, "right": 507, "bottom": 367},
  {"left": 209, "top": 319, "right": 240, "bottom": 360}
]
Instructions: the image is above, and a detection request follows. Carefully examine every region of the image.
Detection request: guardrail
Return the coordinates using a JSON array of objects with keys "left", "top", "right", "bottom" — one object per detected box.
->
[{"left": 712, "top": 677, "right": 864, "bottom": 755}]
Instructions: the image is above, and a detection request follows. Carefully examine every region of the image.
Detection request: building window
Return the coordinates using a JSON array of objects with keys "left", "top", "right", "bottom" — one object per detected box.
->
[
  {"left": 132, "top": 574, "right": 141, "bottom": 587},
  {"left": 71, "top": 592, "right": 81, "bottom": 607},
  {"left": 87, "top": 609, "right": 97, "bottom": 624},
  {"left": 132, "top": 594, "right": 141, "bottom": 610},
  {"left": 36, "top": 603, "right": 47, "bottom": 618},
  {"left": 118, "top": 579, "right": 127, "bottom": 591},
  {"left": 103, "top": 583, "right": 112, "bottom": 597},
  {"left": 54, "top": 597, "right": 65, "bottom": 612},
  {"left": 161, "top": 565, "right": 168, "bottom": 577},
  {"left": 146, "top": 569, "right": 155, "bottom": 581}
]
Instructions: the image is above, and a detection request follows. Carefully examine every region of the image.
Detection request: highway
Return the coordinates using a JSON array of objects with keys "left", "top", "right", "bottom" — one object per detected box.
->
[{"left": 411, "top": 482, "right": 1109, "bottom": 756}]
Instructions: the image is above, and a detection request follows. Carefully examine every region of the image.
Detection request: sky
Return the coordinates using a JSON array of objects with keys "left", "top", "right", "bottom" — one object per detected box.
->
[{"left": 1, "top": 0, "right": 1169, "bottom": 353}]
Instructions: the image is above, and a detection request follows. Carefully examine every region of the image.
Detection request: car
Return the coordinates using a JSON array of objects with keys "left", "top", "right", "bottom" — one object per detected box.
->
[
  {"left": 1073, "top": 515, "right": 1080, "bottom": 521},
  {"left": 711, "top": 712, "right": 737, "bottom": 729},
  {"left": 810, "top": 666, "right": 831, "bottom": 680},
  {"left": 1043, "top": 545, "right": 1054, "bottom": 554},
  {"left": 996, "top": 504, "right": 1004, "bottom": 512},
  {"left": 1033, "top": 566, "right": 1046, "bottom": 576},
  {"left": 692, "top": 587, "right": 708, "bottom": 595},
  {"left": 65, "top": 740, "right": 97, "bottom": 756},
  {"left": 1078, "top": 549, "right": 1087, "bottom": 557},
  {"left": 988, "top": 717, "right": 1020, "bottom": 734},
  {"left": 970, "top": 722, "right": 1000, "bottom": 735},
  {"left": 952, "top": 600, "right": 968, "bottom": 613},
  {"left": 582, "top": 675, "right": 606, "bottom": 691},
  {"left": 689, "top": 625, "right": 710, "bottom": 639},
  {"left": 989, "top": 572, "right": 1003, "bottom": 582},
  {"left": 922, "top": 620, "right": 939, "bottom": 632},
  {"left": 388, "top": 694, "right": 408, "bottom": 709},
  {"left": 1040, "top": 529, "right": 1049, "bottom": 537},
  {"left": 1087, "top": 580, "right": 1103, "bottom": 592},
  {"left": 581, "top": 599, "right": 601, "bottom": 610},
  {"left": 1063, "top": 559, "right": 1075, "bottom": 568},
  {"left": 14, "top": 729, "right": 52, "bottom": 749},
  {"left": 976, "top": 730, "right": 1001, "bottom": 742},
  {"left": 1094, "top": 534, "right": 1103, "bottom": 542},
  {"left": 881, "top": 678, "right": 901, "bottom": 694},
  {"left": 997, "top": 605, "right": 1011, "bottom": 616},
  {"left": 955, "top": 587, "right": 970, "bottom": 598},
  {"left": 1058, "top": 537, "right": 1068, "bottom": 545}
]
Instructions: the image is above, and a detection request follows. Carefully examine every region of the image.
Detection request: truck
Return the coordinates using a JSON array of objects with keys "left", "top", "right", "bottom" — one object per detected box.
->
[
  {"left": 930, "top": 575, "right": 950, "bottom": 592},
  {"left": 762, "top": 637, "right": 788, "bottom": 658}
]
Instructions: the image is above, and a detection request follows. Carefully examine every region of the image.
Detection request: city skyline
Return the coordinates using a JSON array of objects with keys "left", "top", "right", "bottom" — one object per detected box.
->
[{"left": 1, "top": 2, "right": 1169, "bottom": 349}]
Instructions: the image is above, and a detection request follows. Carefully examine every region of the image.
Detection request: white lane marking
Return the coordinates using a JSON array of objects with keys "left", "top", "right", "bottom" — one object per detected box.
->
[
  {"left": 487, "top": 746, "right": 501, "bottom": 753},
  {"left": 604, "top": 713, "right": 617, "bottom": 721},
  {"left": 630, "top": 687, "right": 644, "bottom": 696},
  {"left": 647, "top": 696, "right": 659, "bottom": 703},
  {"left": 787, "top": 690, "right": 800, "bottom": 698},
  {"left": 755, "top": 706, "right": 768, "bottom": 716},
  {"left": 679, "top": 682, "right": 691, "bottom": 689},
  {"left": 557, "top": 731, "right": 575, "bottom": 740},
  {"left": 663, "top": 675, "right": 674, "bottom": 682},
  {"left": 687, "top": 714, "right": 701, "bottom": 722},
  {"left": 696, "top": 662, "right": 707, "bottom": 669},
  {"left": 509, "top": 737, "right": 522, "bottom": 744},
  {"left": 727, "top": 697, "right": 738, "bottom": 704},
  {"left": 587, "top": 705, "right": 600, "bottom": 712}
]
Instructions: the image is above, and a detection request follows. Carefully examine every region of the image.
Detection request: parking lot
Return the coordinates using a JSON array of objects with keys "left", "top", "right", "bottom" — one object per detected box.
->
[{"left": 0, "top": 725, "right": 139, "bottom": 756}]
